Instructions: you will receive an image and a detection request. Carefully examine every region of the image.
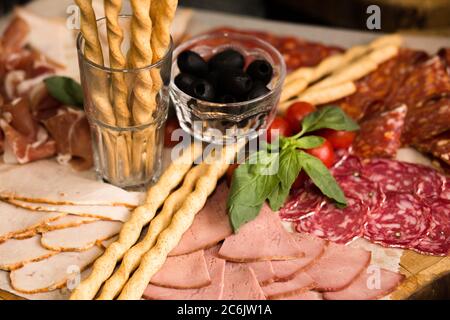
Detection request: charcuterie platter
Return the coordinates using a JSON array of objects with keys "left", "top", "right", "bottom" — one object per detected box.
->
[{"left": 0, "top": 1, "right": 449, "bottom": 300}]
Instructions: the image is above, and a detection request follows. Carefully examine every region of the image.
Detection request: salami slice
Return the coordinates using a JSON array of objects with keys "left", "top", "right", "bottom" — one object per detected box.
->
[
  {"left": 413, "top": 199, "right": 450, "bottom": 256},
  {"left": 279, "top": 186, "right": 325, "bottom": 222},
  {"left": 414, "top": 131, "right": 450, "bottom": 167},
  {"left": 335, "top": 175, "right": 384, "bottom": 210},
  {"left": 364, "top": 192, "right": 431, "bottom": 247},
  {"left": 331, "top": 154, "right": 363, "bottom": 180},
  {"left": 296, "top": 197, "right": 367, "bottom": 244},
  {"left": 442, "top": 178, "right": 450, "bottom": 200}
]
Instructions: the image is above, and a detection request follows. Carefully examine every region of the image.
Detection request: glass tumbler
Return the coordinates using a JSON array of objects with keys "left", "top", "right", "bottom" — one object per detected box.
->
[{"left": 77, "top": 17, "right": 172, "bottom": 189}]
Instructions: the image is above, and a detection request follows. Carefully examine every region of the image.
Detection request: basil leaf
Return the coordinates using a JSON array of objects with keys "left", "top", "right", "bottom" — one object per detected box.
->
[
  {"left": 44, "top": 76, "right": 84, "bottom": 108},
  {"left": 278, "top": 147, "right": 302, "bottom": 189},
  {"left": 300, "top": 105, "right": 359, "bottom": 134},
  {"left": 298, "top": 151, "right": 347, "bottom": 206},
  {"left": 229, "top": 203, "right": 263, "bottom": 232},
  {"left": 292, "top": 135, "right": 325, "bottom": 149},
  {"left": 267, "top": 182, "right": 291, "bottom": 211}
]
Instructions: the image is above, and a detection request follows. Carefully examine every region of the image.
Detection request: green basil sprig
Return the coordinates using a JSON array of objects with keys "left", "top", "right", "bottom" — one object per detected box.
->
[
  {"left": 227, "top": 105, "right": 359, "bottom": 232},
  {"left": 44, "top": 76, "right": 84, "bottom": 109}
]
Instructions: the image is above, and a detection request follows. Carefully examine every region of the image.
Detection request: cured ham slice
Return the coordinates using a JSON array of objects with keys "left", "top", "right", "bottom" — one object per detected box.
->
[
  {"left": 0, "top": 235, "right": 56, "bottom": 271},
  {"left": 0, "top": 160, "right": 142, "bottom": 206},
  {"left": 247, "top": 261, "right": 275, "bottom": 285},
  {"left": 323, "top": 267, "right": 405, "bottom": 300},
  {"left": 10, "top": 245, "right": 103, "bottom": 293},
  {"left": 143, "top": 255, "right": 226, "bottom": 300},
  {"left": 222, "top": 263, "right": 266, "bottom": 300},
  {"left": 271, "top": 233, "right": 327, "bottom": 281},
  {"left": 40, "top": 220, "right": 122, "bottom": 251},
  {"left": 262, "top": 272, "right": 316, "bottom": 299},
  {"left": 39, "top": 215, "right": 99, "bottom": 231},
  {"left": 150, "top": 250, "right": 211, "bottom": 289},
  {"left": 8, "top": 199, "right": 131, "bottom": 222},
  {"left": 0, "top": 201, "right": 62, "bottom": 242},
  {"left": 170, "top": 183, "right": 232, "bottom": 256},
  {"left": 306, "top": 242, "right": 371, "bottom": 292},
  {"left": 219, "top": 204, "right": 303, "bottom": 262},
  {"left": 273, "top": 290, "right": 323, "bottom": 300}
]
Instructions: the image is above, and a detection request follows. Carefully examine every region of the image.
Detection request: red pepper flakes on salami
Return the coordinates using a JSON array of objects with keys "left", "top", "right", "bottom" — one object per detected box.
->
[
  {"left": 413, "top": 199, "right": 450, "bottom": 256},
  {"left": 364, "top": 192, "right": 431, "bottom": 248},
  {"left": 279, "top": 186, "right": 325, "bottom": 222},
  {"left": 353, "top": 105, "right": 407, "bottom": 159}
]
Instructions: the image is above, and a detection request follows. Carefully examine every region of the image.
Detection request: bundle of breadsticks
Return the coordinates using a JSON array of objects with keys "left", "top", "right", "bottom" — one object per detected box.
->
[{"left": 278, "top": 34, "right": 403, "bottom": 113}]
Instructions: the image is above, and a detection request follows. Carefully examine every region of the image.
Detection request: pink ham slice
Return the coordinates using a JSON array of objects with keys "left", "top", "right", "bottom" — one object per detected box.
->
[
  {"left": 222, "top": 263, "right": 266, "bottom": 300},
  {"left": 219, "top": 204, "right": 303, "bottom": 262},
  {"left": 150, "top": 250, "right": 211, "bottom": 289},
  {"left": 247, "top": 261, "right": 275, "bottom": 285},
  {"left": 273, "top": 290, "right": 323, "bottom": 300},
  {"left": 306, "top": 242, "right": 371, "bottom": 292},
  {"left": 143, "top": 255, "right": 225, "bottom": 300},
  {"left": 323, "top": 267, "right": 405, "bottom": 300},
  {"left": 271, "top": 233, "right": 327, "bottom": 281},
  {"left": 169, "top": 183, "right": 232, "bottom": 256},
  {"left": 262, "top": 272, "right": 315, "bottom": 299}
]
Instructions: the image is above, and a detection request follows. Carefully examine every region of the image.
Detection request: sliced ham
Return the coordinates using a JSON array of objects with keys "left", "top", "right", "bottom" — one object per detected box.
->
[
  {"left": 306, "top": 242, "right": 371, "bottom": 292},
  {"left": 40, "top": 220, "right": 122, "bottom": 251},
  {"left": 150, "top": 250, "right": 211, "bottom": 289},
  {"left": 262, "top": 272, "right": 315, "bottom": 299},
  {"left": 273, "top": 290, "right": 323, "bottom": 300},
  {"left": 0, "top": 201, "right": 62, "bottom": 242},
  {"left": 0, "top": 235, "right": 57, "bottom": 271},
  {"left": 271, "top": 233, "right": 327, "bottom": 281},
  {"left": 170, "top": 183, "right": 232, "bottom": 256},
  {"left": 219, "top": 204, "right": 303, "bottom": 262},
  {"left": 39, "top": 214, "right": 99, "bottom": 231},
  {"left": 143, "top": 255, "right": 226, "bottom": 300},
  {"left": 247, "top": 261, "right": 275, "bottom": 285},
  {"left": 0, "top": 159, "right": 143, "bottom": 206},
  {"left": 10, "top": 245, "right": 103, "bottom": 293},
  {"left": 8, "top": 199, "right": 131, "bottom": 222},
  {"left": 222, "top": 263, "right": 266, "bottom": 300},
  {"left": 323, "top": 267, "right": 405, "bottom": 300}
]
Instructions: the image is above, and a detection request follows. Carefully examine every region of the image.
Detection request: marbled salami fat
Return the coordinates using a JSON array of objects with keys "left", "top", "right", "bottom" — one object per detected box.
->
[{"left": 279, "top": 186, "right": 325, "bottom": 222}]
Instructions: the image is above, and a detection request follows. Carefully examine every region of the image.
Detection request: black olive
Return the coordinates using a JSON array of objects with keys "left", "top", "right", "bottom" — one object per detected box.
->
[
  {"left": 246, "top": 59, "right": 273, "bottom": 85},
  {"left": 219, "top": 69, "right": 253, "bottom": 96},
  {"left": 177, "top": 50, "right": 208, "bottom": 77},
  {"left": 247, "top": 84, "right": 270, "bottom": 100},
  {"left": 208, "top": 49, "right": 245, "bottom": 71},
  {"left": 216, "top": 94, "right": 237, "bottom": 103},
  {"left": 174, "top": 73, "right": 197, "bottom": 95},
  {"left": 205, "top": 70, "right": 220, "bottom": 88},
  {"left": 191, "top": 79, "right": 215, "bottom": 101}
]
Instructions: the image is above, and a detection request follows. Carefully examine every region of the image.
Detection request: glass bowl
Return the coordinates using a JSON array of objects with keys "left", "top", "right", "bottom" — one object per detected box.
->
[{"left": 170, "top": 32, "right": 286, "bottom": 144}]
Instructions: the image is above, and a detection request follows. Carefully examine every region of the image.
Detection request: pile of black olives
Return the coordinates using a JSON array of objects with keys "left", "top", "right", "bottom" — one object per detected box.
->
[{"left": 175, "top": 48, "right": 273, "bottom": 103}]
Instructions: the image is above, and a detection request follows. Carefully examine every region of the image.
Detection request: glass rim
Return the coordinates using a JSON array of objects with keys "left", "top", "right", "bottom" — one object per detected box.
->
[
  {"left": 170, "top": 31, "right": 286, "bottom": 108},
  {"left": 76, "top": 15, "right": 173, "bottom": 73}
]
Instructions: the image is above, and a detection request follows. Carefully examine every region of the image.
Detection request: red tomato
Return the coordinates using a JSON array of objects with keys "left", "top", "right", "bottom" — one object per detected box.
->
[
  {"left": 266, "top": 116, "right": 292, "bottom": 143},
  {"left": 317, "top": 129, "right": 356, "bottom": 149},
  {"left": 226, "top": 163, "right": 239, "bottom": 187},
  {"left": 285, "top": 101, "right": 315, "bottom": 133},
  {"left": 306, "top": 139, "right": 335, "bottom": 168},
  {"left": 164, "top": 117, "right": 181, "bottom": 148}
]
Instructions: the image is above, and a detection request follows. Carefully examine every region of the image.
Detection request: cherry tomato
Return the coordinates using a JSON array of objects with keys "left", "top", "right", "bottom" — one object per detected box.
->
[
  {"left": 291, "top": 171, "right": 308, "bottom": 190},
  {"left": 285, "top": 101, "right": 315, "bottom": 133},
  {"left": 266, "top": 116, "right": 292, "bottom": 143},
  {"left": 317, "top": 129, "right": 356, "bottom": 149},
  {"left": 306, "top": 139, "right": 335, "bottom": 168},
  {"left": 226, "top": 163, "right": 239, "bottom": 187},
  {"left": 164, "top": 117, "right": 181, "bottom": 148}
]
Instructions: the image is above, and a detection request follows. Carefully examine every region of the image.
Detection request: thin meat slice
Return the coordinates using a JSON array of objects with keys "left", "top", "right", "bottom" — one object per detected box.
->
[
  {"left": 364, "top": 192, "right": 430, "bottom": 247},
  {"left": 222, "top": 263, "right": 266, "bottom": 300},
  {"left": 335, "top": 175, "right": 385, "bottom": 210},
  {"left": 170, "top": 183, "right": 232, "bottom": 256},
  {"left": 219, "top": 204, "right": 304, "bottom": 262},
  {"left": 306, "top": 242, "right": 371, "bottom": 292},
  {"left": 40, "top": 220, "right": 122, "bottom": 251},
  {"left": 323, "top": 267, "right": 404, "bottom": 300},
  {"left": 274, "top": 290, "right": 323, "bottom": 300},
  {"left": 271, "top": 233, "right": 327, "bottom": 281},
  {"left": 150, "top": 250, "right": 211, "bottom": 289},
  {"left": 262, "top": 272, "right": 315, "bottom": 300},
  {"left": 39, "top": 214, "right": 99, "bottom": 231},
  {"left": 279, "top": 186, "right": 325, "bottom": 221},
  {"left": 331, "top": 155, "right": 363, "bottom": 179},
  {"left": 0, "top": 235, "right": 57, "bottom": 271},
  {"left": 143, "top": 255, "right": 226, "bottom": 300},
  {"left": 247, "top": 261, "right": 275, "bottom": 285}
]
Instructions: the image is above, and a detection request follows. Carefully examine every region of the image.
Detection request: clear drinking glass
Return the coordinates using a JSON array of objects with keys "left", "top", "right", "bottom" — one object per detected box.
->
[{"left": 77, "top": 16, "right": 172, "bottom": 189}]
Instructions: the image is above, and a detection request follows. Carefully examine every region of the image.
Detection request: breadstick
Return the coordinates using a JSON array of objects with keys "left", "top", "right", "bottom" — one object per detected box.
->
[
  {"left": 117, "top": 144, "right": 240, "bottom": 300},
  {"left": 97, "top": 163, "right": 207, "bottom": 299},
  {"left": 69, "top": 143, "right": 203, "bottom": 300}
]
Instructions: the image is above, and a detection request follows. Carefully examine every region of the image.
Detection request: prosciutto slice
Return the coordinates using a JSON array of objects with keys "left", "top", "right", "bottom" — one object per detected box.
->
[
  {"left": 143, "top": 255, "right": 226, "bottom": 300},
  {"left": 0, "top": 160, "right": 142, "bottom": 206},
  {"left": 40, "top": 220, "right": 122, "bottom": 251},
  {"left": 262, "top": 272, "right": 316, "bottom": 299},
  {"left": 323, "top": 267, "right": 404, "bottom": 300},
  {"left": 222, "top": 263, "right": 266, "bottom": 300},
  {"left": 306, "top": 242, "right": 371, "bottom": 292},
  {"left": 0, "top": 235, "right": 56, "bottom": 271},
  {"left": 150, "top": 250, "right": 211, "bottom": 289},
  {"left": 170, "top": 183, "right": 232, "bottom": 256},
  {"left": 219, "top": 204, "right": 303, "bottom": 262}
]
